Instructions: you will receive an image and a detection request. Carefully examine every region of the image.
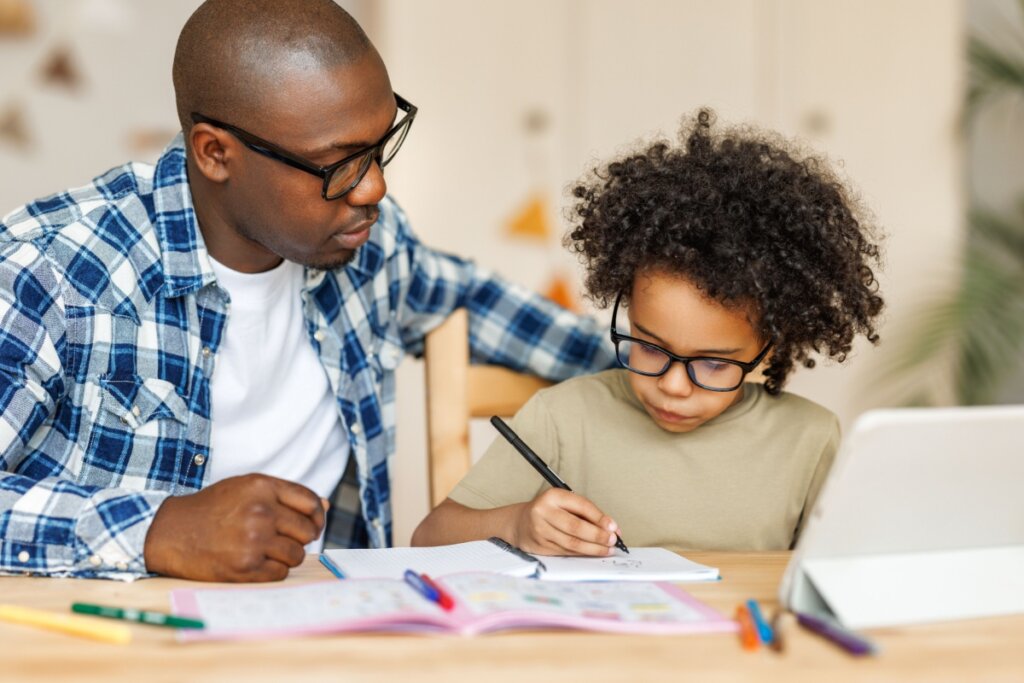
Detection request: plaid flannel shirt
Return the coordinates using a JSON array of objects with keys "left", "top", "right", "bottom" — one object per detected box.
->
[{"left": 0, "top": 135, "right": 615, "bottom": 579}]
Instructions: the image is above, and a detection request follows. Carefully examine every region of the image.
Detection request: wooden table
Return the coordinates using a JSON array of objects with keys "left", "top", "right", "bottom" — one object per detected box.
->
[{"left": 2, "top": 552, "right": 1021, "bottom": 682}]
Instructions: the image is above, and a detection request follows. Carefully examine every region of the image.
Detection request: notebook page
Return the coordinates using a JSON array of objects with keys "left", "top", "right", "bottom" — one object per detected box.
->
[
  {"left": 172, "top": 580, "right": 445, "bottom": 642},
  {"left": 437, "top": 573, "right": 735, "bottom": 636},
  {"left": 321, "top": 540, "right": 538, "bottom": 579},
  {"left": 537, "top": 548, "right": 719, "bottom": 582}
]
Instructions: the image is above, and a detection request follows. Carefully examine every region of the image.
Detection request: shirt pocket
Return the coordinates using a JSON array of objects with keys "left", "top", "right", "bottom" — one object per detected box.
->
[
  {"left": 369, "top": 319, "right": 406, "bottom": 376},
  {"left": 95, "top": 374, "right": 190, "bottom": 431}
]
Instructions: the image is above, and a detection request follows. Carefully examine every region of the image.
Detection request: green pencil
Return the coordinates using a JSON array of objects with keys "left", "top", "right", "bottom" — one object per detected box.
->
[{"left": 71, "top": 603, "right": 205, "bottom": 629}]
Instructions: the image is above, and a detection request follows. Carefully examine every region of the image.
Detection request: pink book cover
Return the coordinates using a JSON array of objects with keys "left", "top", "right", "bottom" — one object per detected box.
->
[{"left": 170, "top": 572, "right": 737, "bottom": 642}]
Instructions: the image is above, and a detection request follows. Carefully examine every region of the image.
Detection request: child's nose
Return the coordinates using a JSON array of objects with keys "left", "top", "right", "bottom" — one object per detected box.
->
[{"left": 657, "top": 361, "right": 695, "bottom": 397}]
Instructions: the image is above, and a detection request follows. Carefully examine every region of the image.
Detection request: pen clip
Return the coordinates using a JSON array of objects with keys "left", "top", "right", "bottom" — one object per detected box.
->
[{"left": 487, "top": 536, "right": 547, "bottom": 573}]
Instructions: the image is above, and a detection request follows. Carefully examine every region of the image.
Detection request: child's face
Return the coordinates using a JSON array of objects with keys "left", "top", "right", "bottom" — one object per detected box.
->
[{"left": 623, "top": 270, "right": 767, "bottom": 434}]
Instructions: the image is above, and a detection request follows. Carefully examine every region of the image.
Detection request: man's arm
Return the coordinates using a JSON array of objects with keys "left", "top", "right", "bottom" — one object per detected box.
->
[
  {"left": 0, "top": 241, "right": 170, "bottom": 578},
  {"left": 386, "top": 203, "right": 616, "bottom": 379},
  {"left": 0, "top": 241, "right": 326, "bottom": 580}
]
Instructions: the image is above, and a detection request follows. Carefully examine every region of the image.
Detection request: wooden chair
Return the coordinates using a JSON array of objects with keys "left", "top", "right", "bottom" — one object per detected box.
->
[{"left": 424, "top": 309, "right": 553, "bottom": 507}]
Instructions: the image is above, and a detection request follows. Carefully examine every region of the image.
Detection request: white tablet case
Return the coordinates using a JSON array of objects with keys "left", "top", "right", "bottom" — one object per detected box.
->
[{"left": 779, "top": 405, "right": 1024, "bottom": 629}]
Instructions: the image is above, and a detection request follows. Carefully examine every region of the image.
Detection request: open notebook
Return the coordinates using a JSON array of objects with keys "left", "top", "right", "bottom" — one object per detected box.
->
[
  {"left": 171, "top": 572, "right": 735, "bottom": 641},
  {"left": 319, "top": 538, "right": 720, "bottom": 582}
]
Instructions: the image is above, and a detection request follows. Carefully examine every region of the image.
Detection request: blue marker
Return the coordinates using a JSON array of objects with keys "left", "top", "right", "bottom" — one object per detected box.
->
[
  {"left": 403, "top": 569, "right": 439, "bottom": 603},
  {"left": 746, "top": 599, "right": 774, "bottom": 645}
]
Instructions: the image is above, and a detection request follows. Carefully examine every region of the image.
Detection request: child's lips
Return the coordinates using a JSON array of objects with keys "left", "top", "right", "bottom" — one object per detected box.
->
[{"left": 652, "top": 406, "right": 696, "bottom": 423}]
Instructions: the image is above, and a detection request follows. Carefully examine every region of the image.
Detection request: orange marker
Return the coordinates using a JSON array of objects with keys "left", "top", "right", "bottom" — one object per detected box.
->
[{"left": 735, "top": 604, "right": 760, "bottom": 651}]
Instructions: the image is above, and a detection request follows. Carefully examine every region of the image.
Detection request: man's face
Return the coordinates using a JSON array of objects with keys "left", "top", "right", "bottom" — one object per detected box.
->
[{"left": 214, "top": 54, "right": 397, "bottom": 271}]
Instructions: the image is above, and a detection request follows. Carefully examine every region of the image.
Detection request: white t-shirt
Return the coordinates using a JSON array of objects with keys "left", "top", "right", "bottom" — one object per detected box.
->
[{"left": 207, "top": 257, "right": 348, "bottom": 552}]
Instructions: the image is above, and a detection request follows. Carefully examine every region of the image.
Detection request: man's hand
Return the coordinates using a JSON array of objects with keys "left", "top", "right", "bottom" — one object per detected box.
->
[
  {"left": 511, "top": 488, "right": 619, "bottom": 557},
  {"left": 144, "top": 474, "right": 326, "bottom": 582}
]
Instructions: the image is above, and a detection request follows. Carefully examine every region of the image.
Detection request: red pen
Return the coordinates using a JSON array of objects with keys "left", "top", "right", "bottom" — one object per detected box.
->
[{"left": 419, "top": 574, "right": 455, "bottom": 611}]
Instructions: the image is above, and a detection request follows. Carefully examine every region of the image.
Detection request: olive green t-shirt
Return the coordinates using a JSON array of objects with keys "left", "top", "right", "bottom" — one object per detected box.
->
[{"left": 448, "top": 369, "right": 839, "bottom": 551}]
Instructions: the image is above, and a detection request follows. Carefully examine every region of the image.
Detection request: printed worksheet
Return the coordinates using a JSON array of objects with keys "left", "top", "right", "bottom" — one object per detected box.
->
[{"left": 172, "top": 573, "right": 736, "bottom": 642}]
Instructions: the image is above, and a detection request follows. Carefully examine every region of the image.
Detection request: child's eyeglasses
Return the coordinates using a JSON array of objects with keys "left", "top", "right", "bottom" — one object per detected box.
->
[{"left": 609, "top": 292, "right": 772, "bottom": 392}]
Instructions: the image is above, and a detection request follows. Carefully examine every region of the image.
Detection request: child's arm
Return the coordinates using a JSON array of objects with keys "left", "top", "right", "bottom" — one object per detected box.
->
[{"left": 411, "top": 489, "right": 620, "bottom": 557}]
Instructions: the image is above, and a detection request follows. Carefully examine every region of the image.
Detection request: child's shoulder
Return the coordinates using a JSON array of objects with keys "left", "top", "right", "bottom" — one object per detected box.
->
[
  {"left": 746, "top": 384, "right": 839, "bottom": 434},
  {"left": 523, "top": 369, "right": 637, "bottom": 420},
  {"left": 533, "top": 368, "right": 634, "bottom": 403}
]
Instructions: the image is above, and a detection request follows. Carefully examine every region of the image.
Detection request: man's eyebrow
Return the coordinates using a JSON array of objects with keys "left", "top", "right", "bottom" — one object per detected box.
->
[
  {"left": 305, "top": 105, "right": 400, "bottom": 159},
  {"left": 632, "top": 320, "right": 743, "bottom": 355},
  {"left": 305, "top": 139, "right": 373, "bottom": 158}
]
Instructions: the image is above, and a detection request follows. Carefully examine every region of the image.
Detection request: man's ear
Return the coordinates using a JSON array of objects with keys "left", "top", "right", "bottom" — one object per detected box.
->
[{"left": 188, "top": 124, "right": 235, "bottom": 184}]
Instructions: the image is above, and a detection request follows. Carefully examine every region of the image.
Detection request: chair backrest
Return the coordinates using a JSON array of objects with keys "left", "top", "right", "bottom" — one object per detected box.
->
[{"left": 424, "top": 309, "right": 553, "bottom": 507}]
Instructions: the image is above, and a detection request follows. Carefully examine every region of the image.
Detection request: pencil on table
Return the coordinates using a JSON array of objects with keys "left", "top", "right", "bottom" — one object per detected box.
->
[{"left": 0, "top": 604, "right": 132, "bottom": 644}]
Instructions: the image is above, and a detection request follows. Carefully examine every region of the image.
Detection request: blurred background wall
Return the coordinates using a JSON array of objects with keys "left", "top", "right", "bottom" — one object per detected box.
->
[{"left": 1, "top": 1, "right": 1008, "bottom": 545}]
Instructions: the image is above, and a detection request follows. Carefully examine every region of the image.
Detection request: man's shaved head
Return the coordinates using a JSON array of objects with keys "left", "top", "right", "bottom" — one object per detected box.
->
[{"left": 173, "top": 0, "right": 374, "bottom": 132}]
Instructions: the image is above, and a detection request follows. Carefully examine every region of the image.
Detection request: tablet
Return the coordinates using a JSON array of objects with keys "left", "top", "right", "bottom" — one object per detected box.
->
[{"left": 779, "top": 404, "right": 1024, "bottom": 628}]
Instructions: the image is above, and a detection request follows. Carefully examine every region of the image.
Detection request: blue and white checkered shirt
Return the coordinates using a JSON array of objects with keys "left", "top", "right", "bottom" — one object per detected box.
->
[{"left": 0, "top": 136, "right": 615, "bottom": 579}]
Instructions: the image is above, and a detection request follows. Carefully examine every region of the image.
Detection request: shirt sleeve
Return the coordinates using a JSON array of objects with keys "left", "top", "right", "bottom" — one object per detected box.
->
[
  {"left": 792, "top": 415, "right": 841, "bottom": 544},
  {"left": 386, "top": 201, "right": 617, "bottom": 381},
  {"left": 448, "top": 389, "right": 562, "bottom": 509},
  {"left": 0, "top": 241, "right": 169, "bottom": 580}
]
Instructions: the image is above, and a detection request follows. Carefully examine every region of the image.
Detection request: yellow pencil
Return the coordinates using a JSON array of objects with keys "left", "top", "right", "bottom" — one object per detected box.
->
[{"left": 0, "top": 604, "right": 132, "bottom": 644}]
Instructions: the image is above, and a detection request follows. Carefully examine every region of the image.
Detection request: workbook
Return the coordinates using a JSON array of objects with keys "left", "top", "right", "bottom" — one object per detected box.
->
[
  {"left": 319, "top": 538, "right": 720, "bottom": 582},
  {"left": 171, "top": 572, "right": 735, "bottom": 641}
]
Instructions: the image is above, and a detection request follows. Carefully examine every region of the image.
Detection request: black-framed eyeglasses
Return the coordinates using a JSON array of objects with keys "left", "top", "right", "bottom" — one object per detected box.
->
[
  {"left": 190, "top": 93, "right": 417, "bottom": 201},
  {"left": 610, "top": 292, "right": 772, "bottom": 392}
]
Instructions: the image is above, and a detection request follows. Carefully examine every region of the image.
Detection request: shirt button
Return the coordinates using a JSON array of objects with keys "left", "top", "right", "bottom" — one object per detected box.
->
[
  {"left": 193, "top": 454, "right": 206, "bottom": 466},
  {"left": 351, "top": 423, "right": 361, "bottom": 436},
  {"left": 371, "top": 518, "right": 383, "bottom": 530},
  {"left": 89, "top": 555, "right": 102, "bottom": 567},
  {"left": 131, "top": 405, "right": 141, "bottom": 417},
  {"left": 116, "top": 561, "right": 128, "bottom": 572},
  {"left": 202, "top": 347, "right": 212, "bottom": 358},
  {"left": 314, "top": 330, "right": 325, "bottom": 342},
  {"left": 17, "top": 550, "right": 29, "bottom": 563}
]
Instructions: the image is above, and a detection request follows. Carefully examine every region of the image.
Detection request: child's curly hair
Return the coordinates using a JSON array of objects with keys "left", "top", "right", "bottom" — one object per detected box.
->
[{"left": 567, "top": 109, "right": 884, "bottom": 395}]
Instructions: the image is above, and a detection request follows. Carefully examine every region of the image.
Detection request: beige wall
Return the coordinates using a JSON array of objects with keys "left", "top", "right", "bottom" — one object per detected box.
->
[{"left": 0, "top": 2, "right": 966, "bottom": 546}]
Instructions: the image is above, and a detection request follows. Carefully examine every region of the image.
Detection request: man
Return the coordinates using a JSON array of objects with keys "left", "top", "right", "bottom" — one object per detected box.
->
[{"left": 0, "top": 0, "right": 613, "bottom": 582}]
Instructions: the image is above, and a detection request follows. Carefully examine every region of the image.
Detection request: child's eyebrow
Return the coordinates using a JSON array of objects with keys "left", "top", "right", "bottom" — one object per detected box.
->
[{"left": 632, "top": 321, "right": 744, "bottom": 356}]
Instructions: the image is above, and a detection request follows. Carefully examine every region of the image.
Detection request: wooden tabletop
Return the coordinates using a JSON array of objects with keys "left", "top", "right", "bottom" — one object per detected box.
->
[{"left": 2, "top": 552, "right": 1021, "bottom": 683}]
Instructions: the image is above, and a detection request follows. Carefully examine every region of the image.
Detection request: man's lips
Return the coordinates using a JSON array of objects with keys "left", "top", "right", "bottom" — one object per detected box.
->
[{"left": 332, "top": 214, "right": 378, "bottom": 248}]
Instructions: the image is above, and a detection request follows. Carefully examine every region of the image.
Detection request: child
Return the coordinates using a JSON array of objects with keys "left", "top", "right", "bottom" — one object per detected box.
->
[{"left": 412, "top": 110, "right": 884, "bottom": 555}]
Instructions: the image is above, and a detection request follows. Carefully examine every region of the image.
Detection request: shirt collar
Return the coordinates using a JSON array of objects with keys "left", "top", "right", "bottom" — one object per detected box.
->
[{"left": 151, "top": 133, "right": 217, "bottom": 297}]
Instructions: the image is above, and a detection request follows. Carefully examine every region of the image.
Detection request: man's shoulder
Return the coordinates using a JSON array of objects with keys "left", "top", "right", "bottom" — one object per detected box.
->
[
  {"left": 1, "top": 160, "right": 156, "bottom": 246},
  {"left": 0, "top": 152, "right": 184, "bottom": 309}
]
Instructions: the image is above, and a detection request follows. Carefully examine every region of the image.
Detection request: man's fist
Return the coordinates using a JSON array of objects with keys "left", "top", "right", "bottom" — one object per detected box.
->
[{"left": 144, "top": 473, "right": 326, "bottom": 582}]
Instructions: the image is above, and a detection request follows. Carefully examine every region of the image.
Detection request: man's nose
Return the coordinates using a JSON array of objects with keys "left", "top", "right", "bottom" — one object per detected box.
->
[{"left": 346, "top": 158, "right": 387, "bottom": 206}]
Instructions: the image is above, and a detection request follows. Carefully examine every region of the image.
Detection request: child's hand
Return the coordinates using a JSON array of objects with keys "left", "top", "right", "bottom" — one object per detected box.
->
[{"left": 512, "top": 488, "right": 620, "bottom": 556}]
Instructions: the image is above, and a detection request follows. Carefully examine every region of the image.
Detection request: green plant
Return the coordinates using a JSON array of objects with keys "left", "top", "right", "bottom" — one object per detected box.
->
[{"left": 883, "top": 2, "right": 1024, "bottom": 405}]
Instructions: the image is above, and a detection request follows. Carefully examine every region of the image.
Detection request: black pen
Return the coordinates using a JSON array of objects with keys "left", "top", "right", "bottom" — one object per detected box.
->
[{"left": 489, "top": 415, "right": 629, "bottom": 553}]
